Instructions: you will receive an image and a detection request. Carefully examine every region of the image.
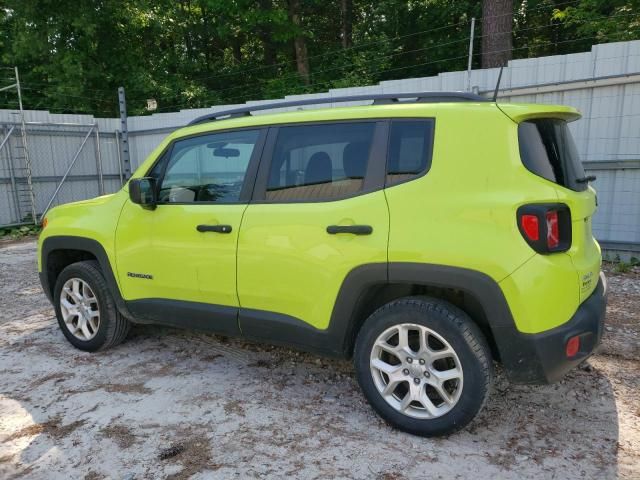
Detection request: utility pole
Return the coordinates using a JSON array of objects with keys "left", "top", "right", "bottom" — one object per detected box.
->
[{"left": 467, "top": 18, "right": 476, "bottom": 92}]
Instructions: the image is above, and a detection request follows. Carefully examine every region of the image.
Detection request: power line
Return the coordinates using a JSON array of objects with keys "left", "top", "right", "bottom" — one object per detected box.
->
[
  {"left": 474, "top": 10, "right": 640, "bottom": 41},
  {"left": 159, "top": 35, "right": 472, "bottom": 109},
  {"left": 213, "top": 10, "right": 638, "bottom": 104},
  {"left": 149, "top": 10, "right": 640, "bottom": 113},
  {"left": 158, "top": 14, "right": 639, "bottom": 113},
  {"left": 4, "top": 0, "right": 638, "bottom": 116},
  {"left": 472, "top": 29, "right": 640, "bottom": 61},
  {"left": 188, "top": 22, "right": 472, "bottom": 84},
  {"left": 188, "top": 0, "right": 586, "bottom": 84},
  {"left": 227, "top": 31, "right": 638, "bottom": 107},
  {"left": 16, "top": 0, "right": 584, "bottom": 95}
]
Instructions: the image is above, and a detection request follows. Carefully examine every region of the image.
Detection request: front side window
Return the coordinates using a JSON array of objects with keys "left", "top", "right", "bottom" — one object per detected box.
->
[
  {"left": 265, "top": 122, "right": 375, "bottom": 202},
  {"left": 157, "top": 129, "right": 260, "bottom": 203},
  {"left": 386, "top": 120, "right": 434, "bottom": 185}
]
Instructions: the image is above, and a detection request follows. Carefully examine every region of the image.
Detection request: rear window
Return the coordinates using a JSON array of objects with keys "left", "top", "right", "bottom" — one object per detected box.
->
[{"left": 518, "top": 119, "right": 587, "bottom": 192}]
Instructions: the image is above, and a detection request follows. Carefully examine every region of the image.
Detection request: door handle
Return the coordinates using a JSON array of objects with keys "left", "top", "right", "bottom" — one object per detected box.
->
[
  {"left": 326, "top": 225, "right": 373, "bottom": 235},
  {"left": 196, "top": 224, "right": 233, "bottom": 234}
]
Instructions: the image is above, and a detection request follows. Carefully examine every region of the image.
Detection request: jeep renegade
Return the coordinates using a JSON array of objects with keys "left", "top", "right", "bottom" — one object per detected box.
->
[{"left": 38, "top": 92, "right": 607, "bottom": 436}]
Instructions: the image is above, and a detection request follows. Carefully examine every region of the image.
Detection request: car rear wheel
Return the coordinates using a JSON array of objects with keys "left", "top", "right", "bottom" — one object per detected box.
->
[
  {"left": 354, "top": 296, "right": 493, "bottom": 436},
  {"left": 53, "top": 261, "right": 130, "bottom": 351}
]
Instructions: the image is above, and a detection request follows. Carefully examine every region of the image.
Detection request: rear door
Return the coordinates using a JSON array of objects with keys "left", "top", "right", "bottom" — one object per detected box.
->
[{"left": 236, "top": 120, "right": 389, "bottom": 333}]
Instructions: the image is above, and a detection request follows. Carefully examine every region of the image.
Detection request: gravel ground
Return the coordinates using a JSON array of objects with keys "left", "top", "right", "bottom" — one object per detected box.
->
[{"left": 0, "top": 239, "right": 638, "bottom": 479}]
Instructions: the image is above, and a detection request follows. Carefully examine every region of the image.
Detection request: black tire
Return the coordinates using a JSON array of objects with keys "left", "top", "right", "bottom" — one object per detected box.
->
[
  {"left": 53, "top": 260, "right": 130, "bottom": 352},
  {"left": 354, "top": 296, "right": 493, "bottom": 437}
]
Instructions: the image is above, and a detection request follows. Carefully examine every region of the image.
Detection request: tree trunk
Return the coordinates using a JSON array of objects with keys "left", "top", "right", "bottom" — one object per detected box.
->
[
  {"left": 258, "top": 0, "right": 277, "bottom": 65},
  {"left": 288, "top": 0, "right": 310, "bottom": 84},
  {"left": 232, "top": 36, "right": 242, "bottom": 64},
  {"left": 481, "top": 0, "right": 513, "bottom": 68},
  {"left": 341, "top": 0, "right": 353, "bottom": 48}
]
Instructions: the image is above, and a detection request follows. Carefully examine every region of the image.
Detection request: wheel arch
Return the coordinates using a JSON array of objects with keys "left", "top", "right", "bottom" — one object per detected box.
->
[
  {"left": 40, "top": 236, "right": 133, "bottom": 320},
  {"left": 332, "top": 263, "right": 516, "bottom": 361}
]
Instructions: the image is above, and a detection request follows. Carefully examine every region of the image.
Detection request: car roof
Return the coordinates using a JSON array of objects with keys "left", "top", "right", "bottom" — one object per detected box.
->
[
  {"left": 187, "top": 91, "right": 489, "bottom": 126},
  {"left": 172, "top": 101, "right": 488, "bottom": 138},
  {"left": 168, "top": 99, "right": 581, "bottom": 141}
]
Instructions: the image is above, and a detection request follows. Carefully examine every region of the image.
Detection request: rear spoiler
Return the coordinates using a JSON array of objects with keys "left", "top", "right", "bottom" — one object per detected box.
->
[{"left": 496, "top": 103, "right": 581, "bottom": 123}]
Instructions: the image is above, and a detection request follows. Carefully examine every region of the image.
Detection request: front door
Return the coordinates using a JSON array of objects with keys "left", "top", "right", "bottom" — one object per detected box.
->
[
  {"left": 115, "top": 127, "right": 265, "bottom": 330},
  {"left": 237, "top": 121, "right": 390, "bottom": 333}
]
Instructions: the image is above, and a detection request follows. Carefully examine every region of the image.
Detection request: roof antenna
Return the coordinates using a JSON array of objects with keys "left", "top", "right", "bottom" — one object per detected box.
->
[{"left": 492, "top": 64, "right": 505, "bottom": 102}]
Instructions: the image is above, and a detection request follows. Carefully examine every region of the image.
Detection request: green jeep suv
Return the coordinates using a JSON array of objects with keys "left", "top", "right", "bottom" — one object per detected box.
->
[{"left": 38, "top": 92, "right": 607, "bottom": 436}]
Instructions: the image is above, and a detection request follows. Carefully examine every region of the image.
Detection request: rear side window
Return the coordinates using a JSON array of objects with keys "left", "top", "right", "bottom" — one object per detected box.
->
[
  {"left": 386, "top": 120, "right": 434, "bottom": 185},
  {"left": 518, "top": 119, "right": 587, "bottom": 192},
  {"left": 266, "top": 122, "right": 375, "bottom": 202}
]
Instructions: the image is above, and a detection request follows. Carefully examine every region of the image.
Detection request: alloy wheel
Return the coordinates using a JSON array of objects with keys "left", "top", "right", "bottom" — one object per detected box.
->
[
  {"left": 369, "top": 323, "right": 463, "bottom": 419},
  {"left": 59, "top": 278, "right": 101, "bottom": 341}
]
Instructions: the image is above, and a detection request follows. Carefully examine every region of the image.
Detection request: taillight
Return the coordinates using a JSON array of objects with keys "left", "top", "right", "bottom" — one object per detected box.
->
[
  {"left": 545, "top": 210, "right": 559, "bottom": 249},
  {"left": 517, "top": 204, "right": 571, "bottom": 254},
  {"left": 520, "top": 214, "right": 539, "bottom": 241}
]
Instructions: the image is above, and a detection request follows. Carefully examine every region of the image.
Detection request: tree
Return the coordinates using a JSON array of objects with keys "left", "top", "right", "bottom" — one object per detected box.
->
[
  {"left": 1, "top": 0, "right": 638, "bottom": 115},
  {"left": 288, "top": 0, "right": 310, "bottom": 84},
  {"left": 481, "top": 0, "right": 513, "bottom": 68},
  {"left": 341, "top": 0, "right": 353, "bottom": 48}
]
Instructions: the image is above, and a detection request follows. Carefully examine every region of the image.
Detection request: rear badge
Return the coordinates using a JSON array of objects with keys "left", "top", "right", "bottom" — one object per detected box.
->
[
  {"left": 127, "top": 272, "right": 153, "bottom": 280},
  {"left": 581, "top": 271, "right": 594, "bottom": 291}
]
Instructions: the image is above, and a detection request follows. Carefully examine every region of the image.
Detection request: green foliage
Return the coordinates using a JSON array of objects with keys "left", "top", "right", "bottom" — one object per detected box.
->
[
  {"left": 0, "top": 224, "right": 41, "bottom": 239},
  {"left": 609, "top": 254, "right": 639, "bottom": 273},
  {"left": 614, "top": 261, "right": 633, "bottom": 274},
  {"left": 0, "top": 0, "right": 638, "bottom": 116}
]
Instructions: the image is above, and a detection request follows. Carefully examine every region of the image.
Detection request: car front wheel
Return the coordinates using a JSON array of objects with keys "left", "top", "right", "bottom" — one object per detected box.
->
[{"left": 53, "top": 260, "right": 130, "bottom": 352}]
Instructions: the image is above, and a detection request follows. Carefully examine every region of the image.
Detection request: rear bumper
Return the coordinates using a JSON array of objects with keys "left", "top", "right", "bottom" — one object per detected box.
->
[{"left": 500, "top": 272, "right": 607, "bottom": 384}]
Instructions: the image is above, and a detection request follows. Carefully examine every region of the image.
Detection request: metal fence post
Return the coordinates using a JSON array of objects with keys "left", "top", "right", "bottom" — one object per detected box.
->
[
  {"left": 94, "top": 124, "right": 104, "bottom": 195},
  {"left": 115, "top": 129, "right": 124, "bottom": 185},
  {"left": 118, "top": 87, "right": 132, "bottom": 180},
  {"left": 467, "top": 17, "right": 475, "bottom": 92}
]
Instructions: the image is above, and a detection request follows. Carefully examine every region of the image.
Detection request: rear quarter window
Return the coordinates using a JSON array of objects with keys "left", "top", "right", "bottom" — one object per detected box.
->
[
  {"left": 518, "top": 119, "right": 587, "bottom": 192},
  {"left": 386, "top": 120, "right": 434, "bottom": 186}
]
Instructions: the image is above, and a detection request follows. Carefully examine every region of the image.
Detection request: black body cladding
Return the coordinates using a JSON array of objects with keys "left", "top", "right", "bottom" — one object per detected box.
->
[{"left": 40, "top": 236, "right": 606, "bottom": 385}]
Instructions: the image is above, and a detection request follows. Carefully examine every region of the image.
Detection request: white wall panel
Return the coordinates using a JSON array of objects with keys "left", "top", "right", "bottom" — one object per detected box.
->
[{"left": 0, "top": 40, "right": 638, "bottom": 250}]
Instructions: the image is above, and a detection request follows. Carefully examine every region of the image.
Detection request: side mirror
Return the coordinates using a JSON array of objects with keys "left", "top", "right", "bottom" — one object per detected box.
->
[{"left": 129, "top": 177, "right": 157, "bottom": 210}]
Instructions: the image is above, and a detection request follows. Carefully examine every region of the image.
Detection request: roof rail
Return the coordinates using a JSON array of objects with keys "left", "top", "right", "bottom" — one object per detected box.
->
[{"left": 187, "top": 91, "right": 489, "bottom": 126}]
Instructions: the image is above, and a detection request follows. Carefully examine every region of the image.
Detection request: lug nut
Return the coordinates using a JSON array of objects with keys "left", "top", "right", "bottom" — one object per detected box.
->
[
  {"left": 419, "top": 359, "right": 425, "bottom": 365},
  {"left": 403, "top": 369, "right": 409, "bottom": 375},
  {"left": 406, "top": 357, "right": 413, "bottom": 363},
  {"left": 424, "top": 371, "right": 430, "bottom": 378},
  {"left": 414, "top": 378, "right": 420, "bottom": 384}
]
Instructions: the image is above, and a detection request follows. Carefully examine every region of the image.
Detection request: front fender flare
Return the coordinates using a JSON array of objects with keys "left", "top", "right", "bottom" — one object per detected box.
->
[{"left": 40, "top": 236, "right": 133, "bottom": 320}]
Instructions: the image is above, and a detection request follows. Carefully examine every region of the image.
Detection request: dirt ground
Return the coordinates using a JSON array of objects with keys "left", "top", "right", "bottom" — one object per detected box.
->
[{"left": 0, "top": 239, "right": 638, "bottom": 479}]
